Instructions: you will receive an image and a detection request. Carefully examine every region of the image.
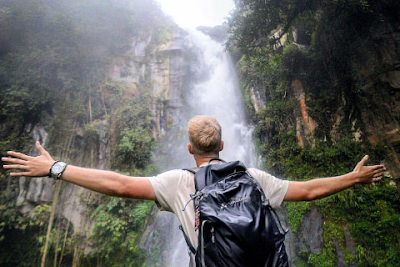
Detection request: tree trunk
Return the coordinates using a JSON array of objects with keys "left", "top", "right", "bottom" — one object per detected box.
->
[
  {"left": 53, "top": 221, "right": 60, "bottom": 267},
  {"left": 40, "top": 180, "right": 62, "bottom": 267},
  {"left": 72, "top": 246, "right": 78, "bottom": 267},
  {"left": 58, "top": 220, "right": 70, "bottom": 267},
  {"left": 99, "top": 83, "right": 108, "bottom": 117},
  {"left": 88, "top": 87, "right": 93, "bottom": 123}
]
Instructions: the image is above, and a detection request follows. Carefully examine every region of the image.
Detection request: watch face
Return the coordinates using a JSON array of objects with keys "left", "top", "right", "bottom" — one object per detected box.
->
[{"left": 52, "top": 164, "right": 63, "bottom": 174}]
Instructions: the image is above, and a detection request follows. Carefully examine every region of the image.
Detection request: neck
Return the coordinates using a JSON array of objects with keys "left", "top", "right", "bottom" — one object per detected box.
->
[{"left": 194, "top": 154, "right": 219, "bottom": 167}]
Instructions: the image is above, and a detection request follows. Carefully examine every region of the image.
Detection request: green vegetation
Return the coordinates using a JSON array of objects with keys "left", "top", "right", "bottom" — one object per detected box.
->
[
  {"left": 112, "top": 84, "right": 156, "bottom": 175},
  {"left": 229, "top": 0, "right": 400, "bottom": 265},
  {"left": 0, "top": 0, "right": 172, "bottom": 266},
  {"left": 88, "top": 196, "right": 154, "bottom": 266}
]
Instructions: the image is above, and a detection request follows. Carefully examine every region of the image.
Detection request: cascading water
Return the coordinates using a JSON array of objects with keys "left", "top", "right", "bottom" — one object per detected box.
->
[
  {"left": 143, "top": 28, "right": 259, "bottom": 267},
  {"left": 186, "top": 29, "right": 258, "bottom": 167}
]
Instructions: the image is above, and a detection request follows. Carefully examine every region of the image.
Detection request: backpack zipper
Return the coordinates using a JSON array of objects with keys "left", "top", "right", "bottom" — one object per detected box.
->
[
  {"left": 182, "top": 191, "right": 203, "bottom": 211},
  {"left": 211, "top": 225, "right": 215, "bottom": 243},
  {"left": 200, "top": 220, "right": 208, "bottom": 266},
  {"left": 200, "top": 221, "right": 216, "bottom": 266},
  {"left": 200, "top": 220, "right": 215, "bottom": 266}
]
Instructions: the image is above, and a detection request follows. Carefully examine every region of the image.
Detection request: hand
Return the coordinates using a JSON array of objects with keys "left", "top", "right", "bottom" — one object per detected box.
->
[
  {"left": 2, "top": 141, "right": 54, "bottom": 177},
  {"left": 352, "top": 155, "right": 386, "bottom": 184}
]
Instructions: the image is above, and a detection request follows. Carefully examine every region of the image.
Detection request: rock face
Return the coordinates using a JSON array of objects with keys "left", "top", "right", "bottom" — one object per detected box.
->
[
  {"left": 15, "top": 25, "right": 194, "bottom": 254},
  {"left": 356, "top": 24, "right": 400, "bottom": 182},
  {"left": 244, "top": 19, "right": 400, "bottom": 266},
  {"left": 295, "top": 205, "right": 324, "bottom": 254},
  {"left": 291, "top": 79, "right": 317, "bottom": 148},
  {"left": 196, "top": 25, "right": 228, "bottom": 43},
  {"left": 249, "top": 85, "right": 267, "bottom": 113}
]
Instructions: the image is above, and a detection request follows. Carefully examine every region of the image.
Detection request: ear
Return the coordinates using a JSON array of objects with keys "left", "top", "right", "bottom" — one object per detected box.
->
[
  {"left": 187, "top": 143, "right": 194, "bottom": 154},
  {"left": 220, "top": 140, "right": 224, "bottom": 151}
]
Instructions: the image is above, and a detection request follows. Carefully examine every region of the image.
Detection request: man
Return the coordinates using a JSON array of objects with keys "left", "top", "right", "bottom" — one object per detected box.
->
[{"left": 2, "top": 115, "right": 386, "bottom": 263}]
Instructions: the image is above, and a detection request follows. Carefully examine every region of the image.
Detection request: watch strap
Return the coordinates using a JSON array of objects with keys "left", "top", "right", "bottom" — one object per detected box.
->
[
  {"left": 49, "top": 161, "right": 60, "bottom": 179},
  {"left": 49, "top": 161, "right": 68, "bottom": 180}
]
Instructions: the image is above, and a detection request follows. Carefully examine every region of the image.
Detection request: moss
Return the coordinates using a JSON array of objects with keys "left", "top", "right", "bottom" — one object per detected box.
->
[
  {"left": 285, "top": 202, "right": 310, "bottom": 233},
  {"left": 308, "top": 251, "right": 335, "bottom": 267}
]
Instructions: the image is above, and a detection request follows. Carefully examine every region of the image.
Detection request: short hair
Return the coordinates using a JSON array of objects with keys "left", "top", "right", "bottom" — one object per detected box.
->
[{"left": 188, "top": 115, "right": 222, "bottom": 156}]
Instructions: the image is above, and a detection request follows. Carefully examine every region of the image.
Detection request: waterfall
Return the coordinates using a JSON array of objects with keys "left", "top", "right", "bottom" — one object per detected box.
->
[
  {"left": 143, "top": 28, "right": 258, "bottom": 267},
  {"left": 186, "top": 29, "right": 257, "bottom": 167}
]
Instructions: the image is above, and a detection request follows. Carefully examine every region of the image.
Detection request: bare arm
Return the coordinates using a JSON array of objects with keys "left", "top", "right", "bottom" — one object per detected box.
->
[
  {"left": 284, "top": 155, "right": 386, "bottom": 201},
  {"left": 2, "top": 141, "right": 156, "bottom": 200}
]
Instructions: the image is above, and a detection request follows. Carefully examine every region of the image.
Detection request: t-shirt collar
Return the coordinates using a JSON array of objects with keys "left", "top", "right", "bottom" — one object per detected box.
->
[{"left": 199, "top": 158, "right": 224, "bottom": 167}]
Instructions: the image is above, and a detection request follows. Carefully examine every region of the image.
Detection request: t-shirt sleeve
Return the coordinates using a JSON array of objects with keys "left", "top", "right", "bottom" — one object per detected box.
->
[
  {"left": 147, "top": 170, "right": 183, "bottom": 212},
  {"left": 248, "top": 168, "right": 289, "bottom": 209}
]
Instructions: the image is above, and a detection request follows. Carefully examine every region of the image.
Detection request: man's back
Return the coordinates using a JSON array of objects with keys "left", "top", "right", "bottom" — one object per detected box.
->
[{"left": 148, "top": 163, "right": 289, "bottom": 248}]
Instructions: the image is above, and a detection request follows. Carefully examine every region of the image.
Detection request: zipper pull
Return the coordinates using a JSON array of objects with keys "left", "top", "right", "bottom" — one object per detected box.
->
[
  {"left": 211, "top": 226, "right": 215, "bottom": 243},
  {"left": 182, "top": 191, "right": 202, "bottom": 211}
]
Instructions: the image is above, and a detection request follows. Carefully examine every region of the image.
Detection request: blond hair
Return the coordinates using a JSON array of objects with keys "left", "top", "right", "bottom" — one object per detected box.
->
[{"left": 188, "top": 115, "right": 222, "bottom": 156}]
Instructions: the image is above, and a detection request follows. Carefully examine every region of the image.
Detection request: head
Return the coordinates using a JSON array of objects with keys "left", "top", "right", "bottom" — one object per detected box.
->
[{"left": 187, "top": 115, "right": 224, "bottom": 157}]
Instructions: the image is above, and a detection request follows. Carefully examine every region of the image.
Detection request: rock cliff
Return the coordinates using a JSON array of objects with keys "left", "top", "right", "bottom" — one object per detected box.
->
[{"left": 238, "top": 8, "right": 400, "bottom": 266}]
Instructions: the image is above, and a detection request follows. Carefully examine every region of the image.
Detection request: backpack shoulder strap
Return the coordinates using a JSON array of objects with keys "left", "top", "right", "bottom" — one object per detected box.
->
[
  {"left": 182, "top": 168, "right": 197, "bottom": 175},
  {"left": 193, "top": 165, "right": 208, "bottom": 191},
  {"left": 179, "top": 168, "right": 198, "bottom": 256},
  {"left": 178, "top": 225, "right": 196, "bottom": 255}
]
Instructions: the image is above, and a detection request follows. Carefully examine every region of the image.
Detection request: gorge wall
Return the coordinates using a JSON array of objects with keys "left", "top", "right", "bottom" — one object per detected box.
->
[
  {"left": 230, "top": 0, "right": 400, "bottom": 266},
  {"left": 0, "top": 1, "right": 197, "bottom": 266}
]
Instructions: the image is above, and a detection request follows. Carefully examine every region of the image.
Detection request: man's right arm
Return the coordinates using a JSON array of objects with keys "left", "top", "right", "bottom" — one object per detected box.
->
[
  {"left": 61, "top": 166, "right": 155, "bottom": 200},
  {"left": 2, "top": 141, "right": 156, "bottom": 201},
  {"left": 284, "top": 155, "right": 385, "bottom": 202}
]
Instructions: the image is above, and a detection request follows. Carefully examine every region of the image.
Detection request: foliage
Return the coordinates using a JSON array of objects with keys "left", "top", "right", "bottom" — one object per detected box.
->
[
  {"left": 228, "top": 0, "right": 400, "bottom": 55},
  {"left": 0, "top": 0, "right": 172, "bottom": 265},
  {"left": 117, "top": 127, "right": 155, "bottom": 171},
  {"left": 0, "top": 185, "right": 61, "bottom": 267},
  {"left": 111, "top": 83, "right": 156, "bottom": 174},
  {"left": 88, "top": 196, "right": 153, "bottom": 266},
  {"left": 308, "top": 251, "right": 335, "bottom": 267},
  {"left": 229, "top": 0, "right": 400, "bottom": 265},
  {"left": 285, "top": 202, "right": 310, "bottom": 233}
]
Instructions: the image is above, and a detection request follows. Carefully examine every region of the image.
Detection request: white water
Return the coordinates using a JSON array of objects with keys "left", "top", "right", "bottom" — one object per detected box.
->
[
  {"left": 186, "top": 29, "right": 257, "bottom": 167},
  {"left": 146, "top": 28, "right": 259, "bottom": 267}
]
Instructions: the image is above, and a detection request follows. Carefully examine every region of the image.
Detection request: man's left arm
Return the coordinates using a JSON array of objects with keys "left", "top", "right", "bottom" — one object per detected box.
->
[
  {"left": 284, "top": 155, "right": 386, "bottom": 202},
  {"left": 2, "top": 141, "right": 156, "bottom": 200}
]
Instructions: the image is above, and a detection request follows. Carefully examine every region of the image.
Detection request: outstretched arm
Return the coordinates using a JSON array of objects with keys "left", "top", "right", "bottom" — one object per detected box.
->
[
  {"left": 2, "top": 141, "right": 156, "bottom": 200},
  {"left": 284, "top": 155, "right": 386, "bottom": 202}
]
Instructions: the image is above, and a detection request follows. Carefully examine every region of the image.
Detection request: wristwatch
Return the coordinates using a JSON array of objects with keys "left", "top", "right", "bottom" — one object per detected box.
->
[{"left": 49, "top": 161, "right": 68, "bottom": 180}]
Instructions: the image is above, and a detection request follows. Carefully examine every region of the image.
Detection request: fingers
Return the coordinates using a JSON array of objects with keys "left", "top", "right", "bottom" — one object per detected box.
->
[
  {"left": 3, "top": 164, "right": 30, "bottom": 170},
  {"left": 36, "top": 141, "right": 46, "bottom": 155},
  {"left": 354, "top": 155, "right": 369, "bottom": 171},
  {"left": 2, "top": 157, "right": 30, "bottom": 173},
  {"left": 2, "top": 157, "right": 28, "bottom": 165},
  {"left": 373, "top": 167, "right": 386, "bottom": 177},
  {"left": 2, "top": 143, "right": 53, "bottom": 177},
  {"left": 6, "top": 151, "right": 31, "bottom": 160},
  {"left": 372, "top": 177, "right": 382, "bottom": 182},
  {"left": 10, "top": 171, "right": 31, "bottom": 177},
  {"left": 373, "top": 166, "right": 386, "bottom": 172},
  {"left": 372, "top": 165, "right": 386, "bottom": 175},
  {"left": 375, "top": 164, "right": 386, "bottom": 170},
  {"left": 35, "top": 141, "right": 54, "bottom": 161},
  {"left": 360, "top": 155, "right": 369, "bottom": 166}
]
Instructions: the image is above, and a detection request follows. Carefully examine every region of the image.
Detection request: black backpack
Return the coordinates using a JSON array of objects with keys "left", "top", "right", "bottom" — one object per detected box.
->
[{"left": 180, "top": 160, "right": 289, "bottom": 267}]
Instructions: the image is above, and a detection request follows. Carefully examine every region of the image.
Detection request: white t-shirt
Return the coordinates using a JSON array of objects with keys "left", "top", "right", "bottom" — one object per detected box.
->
[{"left": 148, "top": 166, "right": 289, "bottom": 248}]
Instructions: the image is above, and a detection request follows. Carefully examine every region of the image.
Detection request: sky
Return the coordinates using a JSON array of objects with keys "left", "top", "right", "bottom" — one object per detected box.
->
[{"left": 156, "top": 0, "right": 235, "bottom": 29}]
